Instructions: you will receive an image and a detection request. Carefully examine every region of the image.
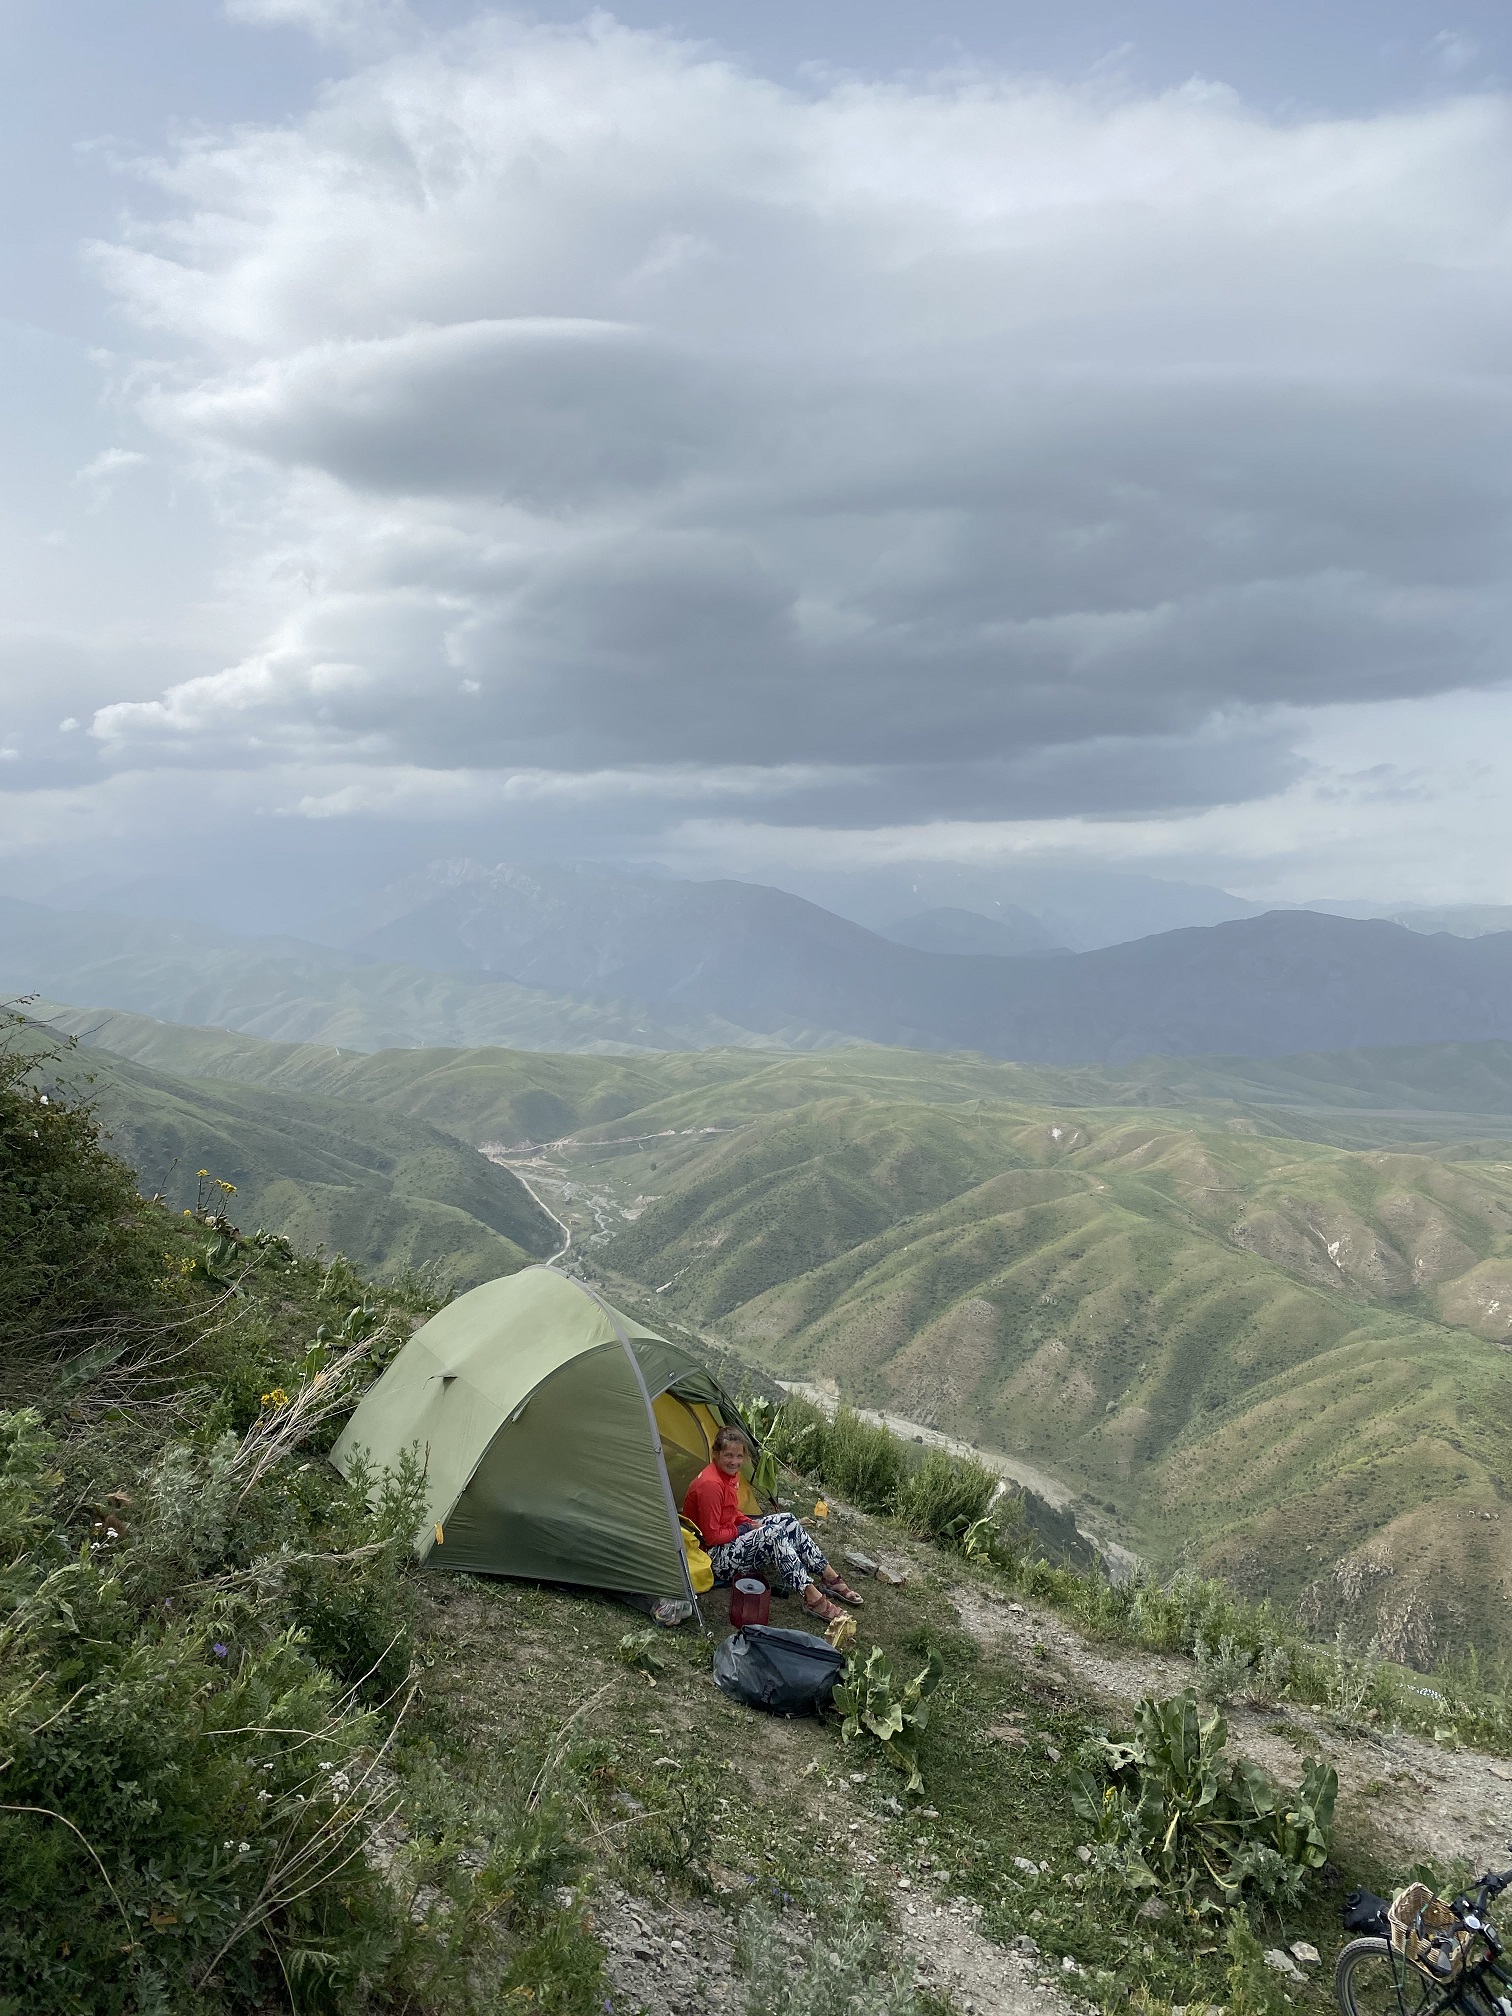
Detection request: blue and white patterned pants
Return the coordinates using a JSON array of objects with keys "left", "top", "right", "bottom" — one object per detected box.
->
[{"left": 707, "top": 1514, "right": 830, "bottom": 1593}]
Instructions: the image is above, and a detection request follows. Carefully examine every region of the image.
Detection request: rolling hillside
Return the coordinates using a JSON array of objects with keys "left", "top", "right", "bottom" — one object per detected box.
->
[
  {"left": 29, "top": 1035, "right": 561, "bottom": 1292},
  {"left": 596, "top": 1101, "right": 1512, "bottom": 1664},
  {"left": 31, "top": 999, "right": 1512, "bottom": 1660},
  {"left": 42, "top": 999, "right": 1512, "bottom": 1144}
]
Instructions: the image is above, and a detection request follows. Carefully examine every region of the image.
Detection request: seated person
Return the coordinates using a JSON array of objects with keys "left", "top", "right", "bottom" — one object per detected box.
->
[{"left": 683, "top": 1425, "right": 864, "bottom": 1625}]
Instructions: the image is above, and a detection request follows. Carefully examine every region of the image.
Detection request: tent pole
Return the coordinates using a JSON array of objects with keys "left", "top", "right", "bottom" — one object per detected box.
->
[{"left": 565, "top": 1275, "right": 700, "bottom": 1618}]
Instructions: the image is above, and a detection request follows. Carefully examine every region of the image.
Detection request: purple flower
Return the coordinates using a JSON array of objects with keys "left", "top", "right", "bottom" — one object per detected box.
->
[{"left": 213, "top": 1642, "right": 228, "bottom": 1659}]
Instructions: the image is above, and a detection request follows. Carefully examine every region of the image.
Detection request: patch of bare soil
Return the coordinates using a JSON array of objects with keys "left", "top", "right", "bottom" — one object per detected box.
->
[
  {"left": 594, "top": 1874, "right": 1083, "bottom": 2016},
  {"left": 903, "top": 1898, "right": 1080, "bottom": 2016},
  {"left": 951, "top": 1583, "right": 1512, "bottom": 1875}
]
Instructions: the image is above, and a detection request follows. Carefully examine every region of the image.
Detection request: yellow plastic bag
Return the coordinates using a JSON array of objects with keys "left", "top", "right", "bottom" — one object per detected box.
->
[{"left": 679, "top": 1517, "right": 714, "bottom": 1594}]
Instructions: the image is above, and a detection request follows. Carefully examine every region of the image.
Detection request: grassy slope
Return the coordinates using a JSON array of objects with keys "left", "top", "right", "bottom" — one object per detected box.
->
[
  {"left": 36, "top": 1040, "right": 562, "bottom": 1293},
  {"left": 43, "top": 1000, "right": 1512, "bottom": 1133},
  {"left": 601, "top": 1104, "right": 1512, "bottom": 1660},
  {"left": 412, "top": 1516, "right": 1368, "bottom": 2016},
  {"left": 37, "top": 1003, "right": 1512, "bottom": 1655}
]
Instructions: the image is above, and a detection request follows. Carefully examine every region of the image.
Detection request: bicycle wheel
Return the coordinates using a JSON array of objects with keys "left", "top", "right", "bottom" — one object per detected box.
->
[{"left": 1335, "top": 1938, "right": 1435, "bottom": 2016}]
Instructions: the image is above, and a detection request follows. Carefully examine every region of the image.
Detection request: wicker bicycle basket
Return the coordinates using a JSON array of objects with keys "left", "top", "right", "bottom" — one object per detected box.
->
[{"left": 1389, "top": 1884, "right": 1472, "bottom": 1983}]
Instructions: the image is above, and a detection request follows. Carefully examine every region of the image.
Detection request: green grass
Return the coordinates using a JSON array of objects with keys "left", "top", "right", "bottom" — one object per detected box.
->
[
  {"left": 34, "top": 1039, "right": 561, "bottom": 1292},
  {"left": 33, "top": 1003, "right": 1512, "bottom": 1657},
  {"left": 893, "top": 1447, "right": 999, "bottom": 1542}
]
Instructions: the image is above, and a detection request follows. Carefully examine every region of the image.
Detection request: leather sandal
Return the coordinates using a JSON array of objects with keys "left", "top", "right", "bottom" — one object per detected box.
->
[
  {"left": 822, "top": 1571, "right": 865, "bottom": 1607},
  {"left": 802, "top": 1586, "right": 846, "bottom": 1624}
]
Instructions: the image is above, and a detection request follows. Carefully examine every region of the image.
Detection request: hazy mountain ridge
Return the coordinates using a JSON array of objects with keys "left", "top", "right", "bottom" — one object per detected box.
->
[
  {"left": 879, "top": 905, "right": 1065, "bottom": 956},
  {"left": 0, "top": 895, "right": 831, "bottom": 1054},
  {"left": 14, "top": 880, "right": 1512, "bottom": 1063}
]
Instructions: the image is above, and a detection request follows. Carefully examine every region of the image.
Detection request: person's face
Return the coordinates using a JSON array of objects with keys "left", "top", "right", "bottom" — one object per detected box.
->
[{"left": 714, "top": 1439, "right": 744, "bottom": 1477}]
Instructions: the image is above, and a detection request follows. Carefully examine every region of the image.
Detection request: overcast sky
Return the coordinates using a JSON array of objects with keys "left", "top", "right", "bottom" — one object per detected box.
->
[{"left": 2, "top": 0, "right": 1511, "bottom": 917}]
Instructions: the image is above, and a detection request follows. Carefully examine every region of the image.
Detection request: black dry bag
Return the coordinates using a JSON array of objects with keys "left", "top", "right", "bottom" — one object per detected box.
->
[
  {"left": 713, "top": 1624, "right": 844, "bottom": 1715},
  {"left": 1344, "top": 1889, "right": 1391, "bottom": 1939}
]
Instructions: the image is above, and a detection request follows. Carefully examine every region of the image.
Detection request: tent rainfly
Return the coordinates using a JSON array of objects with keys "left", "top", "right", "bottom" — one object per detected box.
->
[{"left": 331, "top": 1266, "right": 763, "bottom": 1602}]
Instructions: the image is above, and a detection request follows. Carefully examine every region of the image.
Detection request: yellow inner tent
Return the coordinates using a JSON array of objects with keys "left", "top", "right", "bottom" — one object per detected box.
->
[{"left": 653, "top": 1390, "right": 762, "bottom": 1518}]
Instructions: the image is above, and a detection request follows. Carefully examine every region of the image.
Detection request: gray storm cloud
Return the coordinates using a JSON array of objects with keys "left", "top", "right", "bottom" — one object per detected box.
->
[{"left": 86, "top": 14, "right": 1512, "bottom": 835}]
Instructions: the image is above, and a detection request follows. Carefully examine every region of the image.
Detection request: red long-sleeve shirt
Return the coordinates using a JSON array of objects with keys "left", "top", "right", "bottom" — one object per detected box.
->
[{"left": 682, "top": 1462, "right": 742, "bottom": 1548}]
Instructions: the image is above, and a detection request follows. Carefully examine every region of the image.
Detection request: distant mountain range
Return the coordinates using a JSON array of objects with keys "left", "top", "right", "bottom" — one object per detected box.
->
[
  {"left": 877, "top": 905, "right": 1064, "bottom": 956},
  {"left": 0, "top": 894, "right": 801, "bottom": 1054},
  {"left": 9, "top": 871, "right": 1512, "bottom": 1063},
  {"left": 312, "top": 861, "right": 1512, "bottom": 1061}
]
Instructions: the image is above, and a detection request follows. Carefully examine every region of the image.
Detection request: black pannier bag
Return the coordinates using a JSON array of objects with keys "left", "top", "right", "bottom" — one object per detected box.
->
[
  {"left": 713, "top": 1624, "right": 844, "bottom": 1714},
  {"left": 1344, "top": 1889, "right": 1392, "bottom": 1939}
]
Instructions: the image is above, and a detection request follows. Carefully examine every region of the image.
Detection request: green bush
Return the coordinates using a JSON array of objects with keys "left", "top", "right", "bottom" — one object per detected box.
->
[
  {"left": 0, "top": 1015, "right": 173, "bottom": 1353},
  {"left": 893, "top": 1447, "right": 998, "bottom": 1542},
  {"left": 815, "top": 1407, "right": 905, "bottom": 1512},
  {"left": 1073, "top": 1687, "right": 1337, "bottom": 1910},
  {"left": 833, "top": 1643, "right": 945, "bottom": 1794},
  {"left": 764, "top": 1391, "right": 831, "bottom": 1476},
  {"left": 283, "top": 1447, "right": 428, "bottom": 1700},
  {"left": 0, "top": 1408, "right": 401, "bottom": 2011}
]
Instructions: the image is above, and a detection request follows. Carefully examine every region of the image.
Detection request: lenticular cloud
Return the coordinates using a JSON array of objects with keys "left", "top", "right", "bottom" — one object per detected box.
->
[{"left": 90, "top": 14, "right": 1512, "bottom": 834}]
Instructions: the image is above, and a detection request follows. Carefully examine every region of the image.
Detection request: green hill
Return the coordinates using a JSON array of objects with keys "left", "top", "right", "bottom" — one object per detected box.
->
[
  {"left": 593, "top": 1100, "right": 1512, "bottom": 1663},
  {"left": 33, "top": 1001, "right": 1512, "bottom": 1662},
  {"left": 32, "top": 1037, "right": 561, "bottom": 1293},
  {"left": 41, "top": 999, "right": 1512, "bottom": 1140}
]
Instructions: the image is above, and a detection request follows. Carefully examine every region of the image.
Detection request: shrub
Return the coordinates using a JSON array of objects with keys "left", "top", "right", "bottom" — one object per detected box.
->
[
  {"left": 736, "top": 1391, "right": 783, "bottom": 1497},
  {"left": 1193, "top": 1631, "right": 1259, "bottom": 1706},
  {"left": 283, "top": 1446, "right": 429, "bottom": 1699},
  {"left": 1073, "top": 1688, "right": 1337, "bottom": 1910},
  {"left": 764, "top": 1392, "right": 831, "bottom": 1476},
  {"left": 893, "top": 1446, "right": 997, "bottom": 1542},
  {"left": 833, "top": 1643, "right": 944, "bottom": 1794},
  {"left": 0, "top": 1013, "right": 175, "bottom": 1354},
  {"left": 0, "top": 1405, "right": 411, "bottom": 2012},
  {"left": 815, "top": 1407, "right": 904, "bottom": 1512}
]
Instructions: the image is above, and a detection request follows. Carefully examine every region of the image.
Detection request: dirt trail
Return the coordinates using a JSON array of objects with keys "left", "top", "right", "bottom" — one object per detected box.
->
[
  {"left": 594, "top": 1877, "right": 1071, "bottom": 2016},
  {"left": 951, "top": 1581, "right": 1512, "bottom": 1876}
]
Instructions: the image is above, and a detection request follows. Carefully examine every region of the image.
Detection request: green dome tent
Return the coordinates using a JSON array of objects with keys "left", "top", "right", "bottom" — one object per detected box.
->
[{"left": 331, "top": 1266, "right": 761, "bottom": 1603}]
